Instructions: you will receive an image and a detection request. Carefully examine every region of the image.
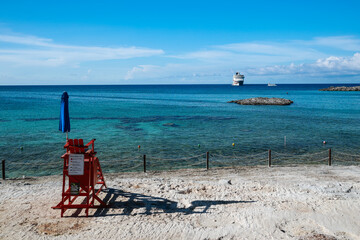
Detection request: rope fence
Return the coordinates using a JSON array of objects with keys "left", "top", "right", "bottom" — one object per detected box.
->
[{"left": 1, "top": 148, "right": 360, "bottom": 179}]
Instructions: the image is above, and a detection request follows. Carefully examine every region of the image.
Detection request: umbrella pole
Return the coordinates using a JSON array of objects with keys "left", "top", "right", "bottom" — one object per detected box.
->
[{"left": 66, "top": 132, "right": 68, "bottom": 141}]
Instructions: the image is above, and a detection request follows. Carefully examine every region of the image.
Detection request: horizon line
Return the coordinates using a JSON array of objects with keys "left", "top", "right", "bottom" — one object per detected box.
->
[{"left": 0, "top": 83, "right": 359, "bottom": 87}]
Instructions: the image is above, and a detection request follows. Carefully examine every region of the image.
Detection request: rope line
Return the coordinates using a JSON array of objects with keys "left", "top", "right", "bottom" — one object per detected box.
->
[
  {"left": 271, "top": 150, "right": 328, "bottom": 159},
  {"left": 122, "top": 163, "right": 143, "bottom": 170},
  {"left": 187, "top": 161, "right": 205, "bottom": 167},
  {"left": 311, "top": 157, "right": 329, "bottom": 163},
  {"left": 148, "top": 153, "right": 205, "bottom": 162},
  {"left": 7, "top": 161, "right": 60, "bottom": 166},
  {"left": 102, "top": 158, "right": 141, "bottom": 164},
  {"left": 211, "top": 151, "right": 268, "bottom": 159},
  {"left": 333, "top": 156, "right": 360, "bottom": 162},
  {"left": 3, "top": 149, "right": 360, "bottom": 177},
  {"left": 334, "top": 152, "right": 360, "bottom": 158}
]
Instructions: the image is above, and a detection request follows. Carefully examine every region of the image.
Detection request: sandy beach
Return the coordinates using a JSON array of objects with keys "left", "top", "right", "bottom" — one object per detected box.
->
[{"left": 1, "top": 165, "right": 360, "bottom": 240}]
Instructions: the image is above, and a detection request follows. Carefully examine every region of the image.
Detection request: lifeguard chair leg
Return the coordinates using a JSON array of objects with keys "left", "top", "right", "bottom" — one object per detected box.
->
[
  {"left": 86, "top": 195, "right": 89, "bottom": 217},
  {"left": 96, "top": 158, "right": 107, "bottom": 188},
  {"left": 86, "top": 160, "right": 91, "bottom": 217},
  {"left": 52, "top": 156, "right": 68, "bottom": 211}
]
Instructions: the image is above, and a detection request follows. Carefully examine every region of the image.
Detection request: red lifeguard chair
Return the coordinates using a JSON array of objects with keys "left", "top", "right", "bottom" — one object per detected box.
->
[{"left": 52, "top": 138, "right": 107, "bottom": 217}]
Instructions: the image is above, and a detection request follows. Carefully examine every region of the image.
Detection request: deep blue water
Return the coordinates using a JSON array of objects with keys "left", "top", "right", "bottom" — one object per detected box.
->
[{"left": 1, "top": 84, "right": 359, "bottom": 177}]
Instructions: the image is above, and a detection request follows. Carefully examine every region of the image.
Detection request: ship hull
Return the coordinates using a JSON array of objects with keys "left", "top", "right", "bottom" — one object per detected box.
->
[{"left": 232, "top": 81, "right": 244, "bottom": 86}]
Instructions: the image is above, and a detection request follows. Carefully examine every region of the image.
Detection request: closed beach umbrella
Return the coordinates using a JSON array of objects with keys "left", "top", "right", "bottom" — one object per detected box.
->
[{"left": 59, "top": 91, "right": 70, "bottom": 140}]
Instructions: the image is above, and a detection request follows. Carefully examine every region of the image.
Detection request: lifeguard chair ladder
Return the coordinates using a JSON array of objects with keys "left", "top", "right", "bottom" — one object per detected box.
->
[{"left": 52, "top": 139, "right": 107, "bottom": 217}]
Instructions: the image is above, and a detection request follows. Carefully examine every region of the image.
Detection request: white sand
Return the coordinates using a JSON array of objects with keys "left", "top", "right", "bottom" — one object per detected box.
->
[{"left": 0, "top": 165, "right": 360, "bottom": 240}]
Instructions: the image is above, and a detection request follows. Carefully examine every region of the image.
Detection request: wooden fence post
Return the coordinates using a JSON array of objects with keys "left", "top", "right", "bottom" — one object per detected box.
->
[
  {"left": 143, "top": 155, "right": 146, "bottom": 173},
  {"left": 2, "top": 160, "right": 5, "bottom": 180},
  {"left": 206, "top": 152, "right": 209, "bottom": 170},
  {"left": 268, "top": 149, "right": 271, "bottom": 167},
  {"left": 328, "top": 149, "right": 332, "bottom": 166}
]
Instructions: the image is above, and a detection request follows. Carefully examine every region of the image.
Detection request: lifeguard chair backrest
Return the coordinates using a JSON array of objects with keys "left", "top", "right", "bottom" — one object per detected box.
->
[{"left": 66, "top": 139, "right": 86, "bottom": 154}]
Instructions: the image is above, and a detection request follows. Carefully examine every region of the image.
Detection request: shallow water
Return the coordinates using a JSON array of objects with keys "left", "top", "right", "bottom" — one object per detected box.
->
[{"left": 1, "top": 84, "right": 359, "bottom": 177}]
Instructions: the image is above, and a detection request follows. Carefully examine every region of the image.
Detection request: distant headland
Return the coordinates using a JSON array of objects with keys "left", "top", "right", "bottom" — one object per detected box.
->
[
  {"left": 319, "top": 86, "right": 360, "bottom": 91},
  {"left": 228, "top": 97, "right": 293, "bottom": 105}
]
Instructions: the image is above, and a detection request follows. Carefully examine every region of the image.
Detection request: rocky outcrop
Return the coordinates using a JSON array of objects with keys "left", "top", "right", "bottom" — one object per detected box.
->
[
  {"left": 162, "top": 123, "right": 179, "bottom": 127},
  {"left": 228, "top": 97, "right": 293, "bottom": 105},
  {"left": 319, "top": 86, "right": 360, "bottom": 91}
]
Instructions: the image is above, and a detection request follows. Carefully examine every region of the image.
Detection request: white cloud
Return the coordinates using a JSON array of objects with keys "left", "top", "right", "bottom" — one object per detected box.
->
[
  {"left": 306, "top": 36, "right": 360, "bottom": 51},
  {"left": 173, "top": 50, "right": 238, "bottom": 60},
  {"left": 247, "top": 53, "right": 360, "bottom": 76},
  {"left": 315, "top": 54, "right": 360, "bottom": 70},
  {"left": 218, "top": 42, "right": 319, "bottom": 57},
  {"left": 0, "top": 35, "right": 53, "bottom": 47},
  {"left": 125, "top": 65, "right": 161, "bottom": 80},
  {"left": 124, "top": 63, "right": 231, "bottom": 82},
  {"left": 170, "top": 39, "right": 329, "bottom": 68},
  {"left": 171, "top": 36, "right": 360, "bottom": 65},
  {"left": 0, "top": 34, "right": 164, "bottom": 66}
]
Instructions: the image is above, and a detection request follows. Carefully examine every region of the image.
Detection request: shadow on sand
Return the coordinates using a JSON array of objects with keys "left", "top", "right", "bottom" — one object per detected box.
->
[{"left": 80, "top": 187, "right": 256, "bottom": 217}]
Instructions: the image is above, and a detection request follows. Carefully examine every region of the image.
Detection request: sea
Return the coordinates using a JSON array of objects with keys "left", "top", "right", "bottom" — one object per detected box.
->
[{"left": 1, "top": 84, "right": 359, "bottom": 178}]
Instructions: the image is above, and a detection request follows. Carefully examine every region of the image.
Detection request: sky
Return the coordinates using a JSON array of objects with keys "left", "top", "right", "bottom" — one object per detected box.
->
[{"left": 0, "top": 0, "right": 360, "bottom": 85}]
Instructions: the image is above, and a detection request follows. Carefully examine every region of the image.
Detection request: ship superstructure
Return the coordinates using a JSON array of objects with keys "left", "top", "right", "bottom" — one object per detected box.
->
[{"left": 232, "top": 72, "right": 245, "bottom": 86}]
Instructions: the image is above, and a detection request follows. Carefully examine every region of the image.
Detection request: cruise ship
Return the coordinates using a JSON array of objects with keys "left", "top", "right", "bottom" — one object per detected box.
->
[{"left": 232, "top": 72, "right": 245, "bottom": 86}]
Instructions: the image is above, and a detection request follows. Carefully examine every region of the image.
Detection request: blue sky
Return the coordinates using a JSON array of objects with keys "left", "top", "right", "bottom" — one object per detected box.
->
[{"left": 0, "top": 0, "right": 360, "bottom": 85}]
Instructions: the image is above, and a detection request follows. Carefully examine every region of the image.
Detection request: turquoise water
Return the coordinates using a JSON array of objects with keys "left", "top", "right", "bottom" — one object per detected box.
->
[{"left": 1, "top": 84, "right": 359, "bottom": 177}]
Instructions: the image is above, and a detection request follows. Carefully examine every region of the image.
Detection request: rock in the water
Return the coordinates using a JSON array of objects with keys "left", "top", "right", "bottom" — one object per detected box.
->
[
  {"left": 228, "top": 97, "right": 293, "bottom": 105},
  {"left": 319, "top": 86, "right": 360, "bottom": 91},
  {"left": 162, "top": 122, "right": 178, "bottom": 127}
]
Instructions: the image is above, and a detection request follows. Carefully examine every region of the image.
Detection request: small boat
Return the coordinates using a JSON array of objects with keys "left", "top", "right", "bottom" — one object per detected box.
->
[{"left": 268, "top": 83, "right": 277, "bottom": 87}]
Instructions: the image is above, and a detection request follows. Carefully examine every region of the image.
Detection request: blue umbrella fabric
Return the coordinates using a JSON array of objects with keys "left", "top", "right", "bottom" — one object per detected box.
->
[{"left": 59, "top": 92, "right": 70, "bottom": 139}]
